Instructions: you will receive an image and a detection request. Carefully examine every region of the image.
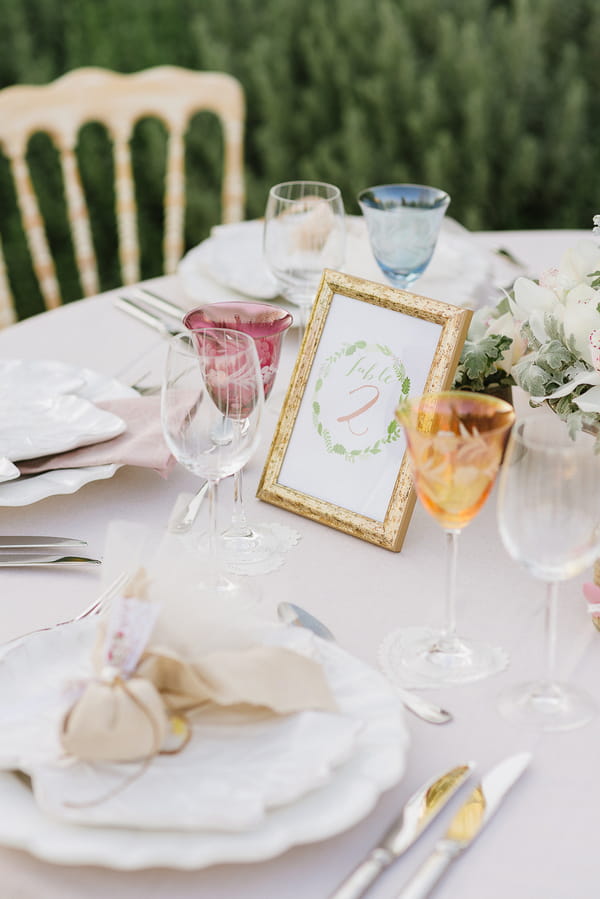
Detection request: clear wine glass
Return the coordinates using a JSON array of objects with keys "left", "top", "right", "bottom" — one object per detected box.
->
[
  {"left": 379, "top": 390, "right": 515, "bottom": 688},
  {"left": 263, "top": 180, "right": 345, "bottom": 335},
  {"left": 183, "top": 301, "right": 293, "bottom": 565},
  {"left": 161, "top": 328, "right": 264, "bottom": 601},
  {"left": 357, "top": 184, "right": 450, "bottom": 290},
  {"left": 497, "top": 413, "right": 600, "bottom": 731}
]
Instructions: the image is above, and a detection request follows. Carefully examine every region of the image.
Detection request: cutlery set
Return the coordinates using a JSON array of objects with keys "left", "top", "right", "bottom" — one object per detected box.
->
[
  {"left": 115, "top": 287, "right": 186, "bottom": 337},
  {"left": 330, "top": 752, "right": 531, "bottom": 899},
  {"left": 0, "top": 536, "right": 100, "bottom": 566}
]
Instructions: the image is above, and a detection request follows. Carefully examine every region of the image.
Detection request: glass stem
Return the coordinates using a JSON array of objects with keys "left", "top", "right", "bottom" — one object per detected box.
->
[
  {"left": 543, "top": 580, "right": 559, "bottom": 685},
  {"left": 442, "top": 528, "right": 460, "bottom": 639},
  {"left": 206, "top": 478, "right": 220, "bottom": 589},
  {"left": 229, "top": 469, "right": 253, "bottom": 538}
]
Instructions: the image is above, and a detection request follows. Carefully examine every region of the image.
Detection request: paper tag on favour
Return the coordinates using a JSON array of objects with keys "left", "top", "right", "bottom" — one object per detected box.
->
[{"left": 101, "top": 571, "right": 160, "bottom": 678}]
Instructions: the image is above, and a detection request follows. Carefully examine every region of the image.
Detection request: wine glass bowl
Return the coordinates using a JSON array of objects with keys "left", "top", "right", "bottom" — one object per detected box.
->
[
  {"left": 184, "top": 302, "right": 293, "bottom": 402},
  {"left": 263, "top": 180, "right": 345, "bottom": 329},
  {"left": 378, "top": 391, "right": 515, "bottom": 688},
  {"left": 401, "top": 392, "right": 515, "bottom": 530},
  {"left": 357, "top": 184, "right": 450, "bottom": 290},
  {"left": 497, "top": 413, "right": 600, "bottom": 731}
]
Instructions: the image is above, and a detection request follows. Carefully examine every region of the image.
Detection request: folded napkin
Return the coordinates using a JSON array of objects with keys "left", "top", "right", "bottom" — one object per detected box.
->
[
  {"left": 17, "top": 396, "right": 175, "bottom": 478},
  {"left": 61, "top": 570, "right": 337, "bottom": 763}
]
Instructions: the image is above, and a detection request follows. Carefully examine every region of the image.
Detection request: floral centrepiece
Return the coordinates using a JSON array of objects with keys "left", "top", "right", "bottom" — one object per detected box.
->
[{"left": 455, "top": 217, "right": 600, "bottom": 445}]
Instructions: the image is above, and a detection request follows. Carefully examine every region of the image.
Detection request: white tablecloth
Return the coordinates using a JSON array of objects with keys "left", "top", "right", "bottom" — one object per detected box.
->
[{"left": 0, "top": 229, "right": 598, "bottom": 898}]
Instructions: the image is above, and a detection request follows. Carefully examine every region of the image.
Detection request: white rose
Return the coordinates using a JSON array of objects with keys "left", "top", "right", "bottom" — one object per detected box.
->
[
  {"left": 562, "top": 283, "right": 600, "bottom": 368},
  {"left": 559, "top": 240, "right": 600, "bottom": 288},
  {"left": 485, "top": 311, "right": 527, "bottom": 372},
  {"left": 510, "top": 276, "right": 559, "bottom": 325}
]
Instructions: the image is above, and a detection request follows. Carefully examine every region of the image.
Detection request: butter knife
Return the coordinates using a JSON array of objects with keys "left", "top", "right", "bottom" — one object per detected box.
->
[
  {"left": 395, "top": 752, "right": 532, "bottom": 899},
  {"left": 0, "top": 554, "right": 100, "bottom": 566},
  {"left": 0, "top": 536, "right": 87, "bottom": 550},
  {"left": 329, "top": 763, "right": 474, "bottom": 899}
]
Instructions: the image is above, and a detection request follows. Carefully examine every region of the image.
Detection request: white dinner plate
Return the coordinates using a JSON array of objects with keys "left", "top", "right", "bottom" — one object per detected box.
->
[
  {"left": 0, "top": 394, "right": 125, "bottom": 462},
  {"left": 179, "top": 221, "right": 279, "bottom": 302},
  {"left": 178, "top": 216, "right": 495, "bottom": 309},
  {"left": 0, "top": 359, "right": 87, "bottom": 398},
  {"left": 0, "top": 362, "right": 136, "bottom": 507},
  {"left": 0, "top": 623, "right": 408, "bottom": 868}
]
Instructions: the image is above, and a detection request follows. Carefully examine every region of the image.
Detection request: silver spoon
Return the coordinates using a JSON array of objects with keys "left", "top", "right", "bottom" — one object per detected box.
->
[{"left": 277, "top": 602, "right": 453, "bottom": 725}]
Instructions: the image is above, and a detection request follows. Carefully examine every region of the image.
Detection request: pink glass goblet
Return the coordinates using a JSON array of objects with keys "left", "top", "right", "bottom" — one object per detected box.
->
[{"left": 184, "top": 302, "right": 293, "bottom": 565}]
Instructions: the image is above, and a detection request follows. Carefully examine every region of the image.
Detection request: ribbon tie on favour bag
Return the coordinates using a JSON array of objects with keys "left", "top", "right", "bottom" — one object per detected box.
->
[{"left": 61, "top": 570, "right": 171, "bottom": 763}]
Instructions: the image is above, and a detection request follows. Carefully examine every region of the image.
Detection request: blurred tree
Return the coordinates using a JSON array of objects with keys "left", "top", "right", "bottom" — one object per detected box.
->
[{"left": 0, "top": 0, "right": 599, "bottom": 318}]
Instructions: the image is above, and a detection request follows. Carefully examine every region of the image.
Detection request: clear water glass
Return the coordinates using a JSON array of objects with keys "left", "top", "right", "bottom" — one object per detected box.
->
[
  {"left": 357, "top": 183, "right": 450, "bottom": 289},
  {"left": 263, "top": 180, "right": 345, "bottom": 331},
  {"left": 497, "top": 413, "right": 600, "bottom": 731},
  {"left": 183, "top": 302, "right": 293, "bottom": 565},
  {"left": 161, "top": 328, "right": 264, "bottom": 602}
]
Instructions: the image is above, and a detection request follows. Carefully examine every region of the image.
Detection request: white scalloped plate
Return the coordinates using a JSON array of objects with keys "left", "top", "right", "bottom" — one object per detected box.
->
[
  {"left": 0, "top": 394, "right": 125, "bottom": 462},
  {"left": 0, "top": 623, "right": 408, "bottom": 869},
  {"left": 0, "top": 362, "right": 136, "bottom": 506}
]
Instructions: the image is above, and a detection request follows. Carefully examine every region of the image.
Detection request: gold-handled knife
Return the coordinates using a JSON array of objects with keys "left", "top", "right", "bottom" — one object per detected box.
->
[
  {"left": 395, "top": 751, "right": 532, "bottom": 899},
  {"left": 328, "top": 762, "right": 474, "bottom": 899}
]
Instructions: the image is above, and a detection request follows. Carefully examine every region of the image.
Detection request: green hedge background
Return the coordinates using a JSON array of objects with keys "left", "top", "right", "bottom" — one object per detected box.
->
[{"left": 1, "top": 0, "right": 599, "bottom": 319}]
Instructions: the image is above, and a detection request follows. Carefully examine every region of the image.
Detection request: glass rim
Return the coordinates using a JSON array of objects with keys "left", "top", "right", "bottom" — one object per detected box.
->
[
  {"left": 396, "top": 390, "right": 515, "bottom": 434},
  {"left": 509, "top": 413, "right": 598, "bottom": 455},
  {"left": 357, "top": 183, "right": 450, "bottom": 207},
  {"left": 183, "top": 302, "right": 294, "bottom": 334},
  {"left": 268, "top": 180, "right": 342, "bottom": 201}
]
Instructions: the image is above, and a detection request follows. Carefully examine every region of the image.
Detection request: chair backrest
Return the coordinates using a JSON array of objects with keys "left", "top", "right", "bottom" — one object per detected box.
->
[{"left": 0, "top": 65, "right": 245, "bottom": 326}]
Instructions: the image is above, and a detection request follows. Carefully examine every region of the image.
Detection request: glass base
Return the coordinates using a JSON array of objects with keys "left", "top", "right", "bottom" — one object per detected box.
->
[
  {"left": 221, "top": 524, "right": 287, "bottom": 565},
  {"left": 219, "top": 522, "right": 301, "bottom": 575},
  {"left": 195, "top": 568, "right": 261, "bottom": 607},
  {"left": 378, "top": 626, "right": 508, "bottom": 689},
  {"left": 498, "top": 680, "right": 597, "bottom": 732}
]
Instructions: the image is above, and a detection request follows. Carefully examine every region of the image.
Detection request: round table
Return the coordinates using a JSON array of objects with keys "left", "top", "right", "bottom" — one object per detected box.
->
[{"left": 0, "top": 229, "right": 596, "bottom": 899}]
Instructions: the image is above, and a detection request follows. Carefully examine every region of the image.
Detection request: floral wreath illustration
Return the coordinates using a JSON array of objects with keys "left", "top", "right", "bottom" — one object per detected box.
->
[{"left": 312, "top": 340, "right": 410, "bottom": 462}]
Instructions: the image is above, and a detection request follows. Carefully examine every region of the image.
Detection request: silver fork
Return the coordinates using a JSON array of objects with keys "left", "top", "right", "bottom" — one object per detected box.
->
[{"left": 1, "top": 571, "right": 128, "bottom": 649}]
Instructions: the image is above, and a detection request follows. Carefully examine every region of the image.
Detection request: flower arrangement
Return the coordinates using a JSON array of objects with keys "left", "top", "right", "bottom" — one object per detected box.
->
[{"left": 454, "top": 218, "right": 600, "bottom": 445}]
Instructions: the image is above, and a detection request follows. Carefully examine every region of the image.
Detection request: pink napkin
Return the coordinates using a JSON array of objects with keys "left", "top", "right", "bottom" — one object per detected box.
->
[{"left": 18, "top": 396, "right": 175, "bottom": 478}]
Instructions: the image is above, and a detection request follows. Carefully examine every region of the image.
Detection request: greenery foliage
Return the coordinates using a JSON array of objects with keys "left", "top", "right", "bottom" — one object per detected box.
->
[{"left": 2, "top": 0, "right": 600, "bottom": 318}]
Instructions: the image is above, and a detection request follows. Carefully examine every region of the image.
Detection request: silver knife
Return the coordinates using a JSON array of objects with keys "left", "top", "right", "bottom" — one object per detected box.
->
[
  {"left": 395, "top": 752, "right": 532, "bottom": 899},
  {"left": 114, "top": 296, "right": 180, "bottom": 337},
  {"left": 328, "top": 763, "right": 474, "bottom": 899},
  {"left": 0, "top": 554, "right": 101, "bottom": 566},
  {"left": 137, "top": 287, "right": 186, "bottom": 320},
  {"left": 0, "top": 536, "right": 87, "bottom": 550}
]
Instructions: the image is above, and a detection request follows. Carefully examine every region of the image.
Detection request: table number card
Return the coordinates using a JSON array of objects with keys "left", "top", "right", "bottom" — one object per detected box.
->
[{"left": 257, "top": 269, "right": 471, "bottom": 551}]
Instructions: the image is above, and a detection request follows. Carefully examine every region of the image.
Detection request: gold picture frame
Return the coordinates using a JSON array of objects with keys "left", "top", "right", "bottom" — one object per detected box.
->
[{"left": 257, "top": 269, "right": 472, "bottom": 551}]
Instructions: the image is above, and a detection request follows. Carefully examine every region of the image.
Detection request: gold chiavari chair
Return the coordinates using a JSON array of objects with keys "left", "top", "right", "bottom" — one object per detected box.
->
[{"left": 0, "top": 65, "right": 245, "bottom": 327}]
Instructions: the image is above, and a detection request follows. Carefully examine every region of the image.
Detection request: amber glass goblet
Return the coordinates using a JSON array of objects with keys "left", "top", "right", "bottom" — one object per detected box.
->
[{"left": 379, "top": 391, "right": 515, "bottom": 688}]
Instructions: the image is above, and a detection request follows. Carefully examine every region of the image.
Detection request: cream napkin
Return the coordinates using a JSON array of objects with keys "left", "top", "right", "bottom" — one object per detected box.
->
[{"left": 17, "top": 396, "right": 175, "bottom": 478}]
